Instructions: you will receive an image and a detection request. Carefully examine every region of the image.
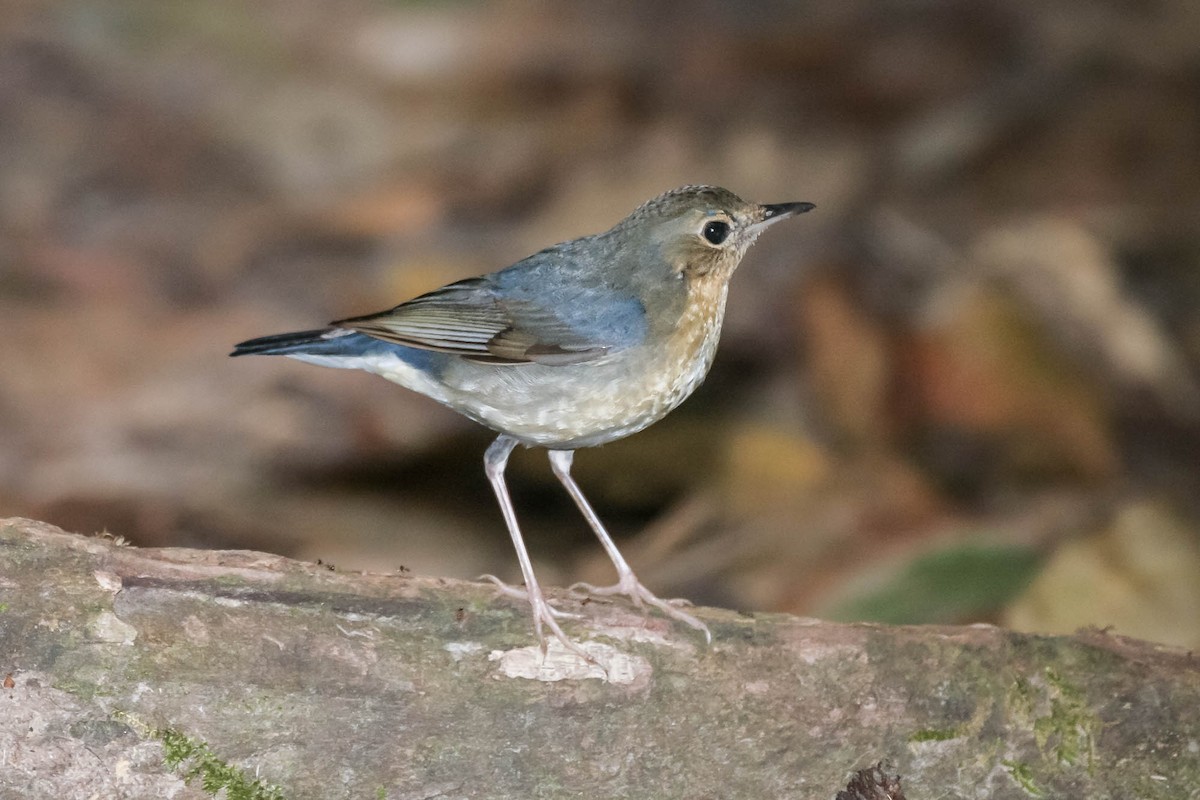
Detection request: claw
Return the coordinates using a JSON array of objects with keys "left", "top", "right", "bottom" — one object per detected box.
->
[
  {"left": 526, "top": 591, "right": 597, "bottom": 666},
  {"left": 571, "top": 575, "right": 711, "bottom": 644},
  {"left": 477, "top": 578, "right": 597, "bottom": 665}
]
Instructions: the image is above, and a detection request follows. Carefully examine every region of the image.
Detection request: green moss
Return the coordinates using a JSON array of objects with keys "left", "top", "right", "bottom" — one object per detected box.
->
[
  {"left": 158, "top": 728, "right": 286, "bottom": 800},
  {"left": 1010, "top": 675, "right": 1035, "bottom": 715},
  {"left": 1035, "top": 668, "right": 1098, "bottom": 768},
  {"left": 1000, "top": 664, "right": 1102, "bottom": 794},
  {"left": 1002, "top": 760, "right": 1045, "bottom": 796},
  {"left": 0, "top": 602, "right": 9, "bottom": 613},
  {"left": 114, "top": 711, "right": 286, "bottom": 800},
  {"left": 909, "top": 728, "right": 960, "bottom": 743}
]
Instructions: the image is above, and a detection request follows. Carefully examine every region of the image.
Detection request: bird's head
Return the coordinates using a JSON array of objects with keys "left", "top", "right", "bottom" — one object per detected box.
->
[{"left": 615, "top": 185, "right": 814, "bottom": 284}]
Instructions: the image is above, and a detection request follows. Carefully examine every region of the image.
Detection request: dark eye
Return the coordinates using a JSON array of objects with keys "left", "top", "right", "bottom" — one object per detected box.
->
[{"left": 702, "top": 220, "right": 730, "bottom": 245}]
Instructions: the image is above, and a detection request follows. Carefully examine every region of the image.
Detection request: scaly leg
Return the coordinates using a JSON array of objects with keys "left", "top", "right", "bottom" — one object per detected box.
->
[
  {"left": 547, "top": 449, "right": 711, "bottom": 643},
  {"left": 484, "top": 436, "right": 591, "bottom": 660}
]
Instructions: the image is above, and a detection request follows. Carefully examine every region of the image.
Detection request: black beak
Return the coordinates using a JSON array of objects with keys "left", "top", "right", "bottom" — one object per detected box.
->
[
  {"left": 762, "top": 202, "right": 816, "bottom": 220},
  {"left": 750, "top": 201, "right": 815, "bottom": 232}
]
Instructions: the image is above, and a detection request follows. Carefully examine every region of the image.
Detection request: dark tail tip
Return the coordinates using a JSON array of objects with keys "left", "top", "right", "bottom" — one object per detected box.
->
[{"left": 230, "top": 328, "right": 334, "bottom": 357}]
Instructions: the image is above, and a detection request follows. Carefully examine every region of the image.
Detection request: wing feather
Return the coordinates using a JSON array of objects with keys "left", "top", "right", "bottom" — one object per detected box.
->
[{"left": 332, "top": 276, "right": 638, "bottom": 365}]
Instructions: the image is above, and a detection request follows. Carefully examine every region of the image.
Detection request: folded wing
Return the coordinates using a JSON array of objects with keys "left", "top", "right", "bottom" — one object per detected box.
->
[{"left": 334, "top": 275, "right": 646, "bottom": 366}]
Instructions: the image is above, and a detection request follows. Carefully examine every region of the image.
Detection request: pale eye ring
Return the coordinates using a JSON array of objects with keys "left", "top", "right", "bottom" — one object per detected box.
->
[{"left": 702, "top": 219, "right": 730, "bottom": 245}]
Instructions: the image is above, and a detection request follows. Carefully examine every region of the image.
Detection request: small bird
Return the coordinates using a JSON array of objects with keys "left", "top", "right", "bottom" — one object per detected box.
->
[{"left": 232, "top": 185, "right": 813, "bottom": 657}]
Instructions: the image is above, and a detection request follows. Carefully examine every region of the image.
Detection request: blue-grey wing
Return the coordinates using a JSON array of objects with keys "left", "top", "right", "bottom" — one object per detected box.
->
[
  {"left": 334, "top": 258, "right": 647, "bottom": 365},
  {"left": 335, "top": 278, "right": 508, "bottom": 360}
]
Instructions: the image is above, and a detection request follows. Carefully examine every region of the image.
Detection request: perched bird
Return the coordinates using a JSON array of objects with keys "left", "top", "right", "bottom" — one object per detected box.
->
[{"left": 232, "top": 185, "right": 813, "bottom": 657}]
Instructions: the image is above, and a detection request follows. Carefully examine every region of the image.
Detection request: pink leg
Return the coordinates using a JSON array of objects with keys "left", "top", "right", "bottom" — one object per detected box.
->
[
  {"left": 484, "top": 436, "right": 592, "bottom": 660},
  {"left": 547, "top": 449, "right": 711, "bottom": 643}
]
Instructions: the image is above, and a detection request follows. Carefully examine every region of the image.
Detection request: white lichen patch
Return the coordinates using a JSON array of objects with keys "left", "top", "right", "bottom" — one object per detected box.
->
[
  {"left": 488, "top": 640, "right": 650, "bottom": 684},
  {"left": 444, "top": 641, "right": 485, "bottom": 661},
  {"left": 86, "top": 611, "right": 138, "bottom": 645},
  {"left": 93, "top": 570, "right": 122, "bottom": 593}
]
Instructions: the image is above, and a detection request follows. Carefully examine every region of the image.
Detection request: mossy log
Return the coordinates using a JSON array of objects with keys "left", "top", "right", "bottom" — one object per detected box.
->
[{"left": 1, "top": 517, "right": 1197, "bottom": 799}]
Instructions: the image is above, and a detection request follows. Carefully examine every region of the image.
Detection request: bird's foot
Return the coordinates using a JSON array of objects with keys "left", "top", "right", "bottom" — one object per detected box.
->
[
  {"left": 478, "top": 574, "right": 582, "bottom": 619},
  {"left": 571, "top": 576, "right": 711, "bottom": 644},
  {"left": 478, "top": 576, "right": 606, "bottom": 670},
  {"left": 479, "top": 575, "right": 598, "bottom": 666},
  {"left": 524, "top": 589, "right": 599, "bottom": 667}
]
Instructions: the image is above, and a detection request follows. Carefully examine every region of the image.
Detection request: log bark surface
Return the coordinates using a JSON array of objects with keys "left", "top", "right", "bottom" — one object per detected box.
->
[{"left": 1, "top": 517, "right": 1197, "bottom": 799}]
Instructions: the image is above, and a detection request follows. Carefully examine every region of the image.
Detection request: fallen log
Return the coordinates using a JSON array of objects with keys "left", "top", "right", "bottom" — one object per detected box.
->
[{"left": 1, "top": 517, "right": 1196, "bottom": 799}]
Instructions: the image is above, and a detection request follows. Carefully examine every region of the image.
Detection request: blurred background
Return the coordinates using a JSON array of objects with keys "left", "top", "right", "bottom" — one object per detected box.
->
[{"left": 3, "top": 0, "right": 1200, "bottom": 647}]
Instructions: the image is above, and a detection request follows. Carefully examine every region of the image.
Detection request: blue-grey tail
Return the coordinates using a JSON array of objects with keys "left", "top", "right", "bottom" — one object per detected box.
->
[
  {"left": 230, "top": 328, "right": 445, "bottom": 374},
  {"left": 230, "top": 328, "right": 344, "bottom": 357}
]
